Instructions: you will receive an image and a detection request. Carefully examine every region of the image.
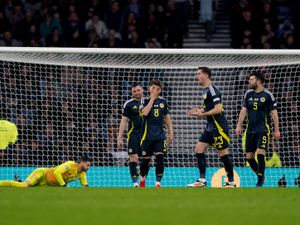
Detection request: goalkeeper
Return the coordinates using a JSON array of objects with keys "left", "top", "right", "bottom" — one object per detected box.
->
[
  {"left": 0, "top": 120, "right": 18, "bottom": 150},
  {"left": 0, "top": 156, "right": 91, "bottom": 187}
]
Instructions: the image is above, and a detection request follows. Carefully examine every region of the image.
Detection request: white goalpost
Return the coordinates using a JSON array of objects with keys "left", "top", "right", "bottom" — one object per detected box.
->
[{"left": 0, "top": 47, "right": 299, "bottom": 187}]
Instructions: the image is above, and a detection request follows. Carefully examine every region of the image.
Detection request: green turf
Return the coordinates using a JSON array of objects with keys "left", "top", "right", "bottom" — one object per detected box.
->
[{"left": 0, "top": 188, "right": 299, "bottom": 225}]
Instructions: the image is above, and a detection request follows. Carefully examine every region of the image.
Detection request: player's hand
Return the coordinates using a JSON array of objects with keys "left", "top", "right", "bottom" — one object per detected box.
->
[
  {"left": 150, "top": 87, "right": 160, "bottom": 99},
  {"left": 273, "top": 130, "right": 281, "bottom": 141},
  {"left": 117, "top": 136, "right": 123, "bottom": 149},
  {"left": 167, "top": 135, "right": 173, "bottom": 145},
  {"left": 186, "top": 108, "right": 203, "bottom": 117},
  {"left": 235, "top": 126, "right": 242, "bottom": 137}
]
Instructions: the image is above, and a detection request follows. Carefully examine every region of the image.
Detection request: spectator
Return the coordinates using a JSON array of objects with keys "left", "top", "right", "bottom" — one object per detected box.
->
[
  {"left": 64, "top": 12, "right": 84, "bottom": 47},
  {"left": 46, "top": 27, "right": 64, "bottom": 47},
  {"left": 0, "top": 30, "right": 22, "bottom": 46},
  {"left": 106, "top": 1, "right": 123, "bottom": 32},
  {"left": 166, "top": 0, "right": 183, "bottom": 48},
  {"left": 126, "top": 29, "right": 143, "bottom": 48},
  {"left": 0, "top": 11, "right": 10, "bottom": 36},
  {"left": 85, "top": 14, "right": 108, "bottom": 40},
  {"left": 24, "top": 0, "right": 42, "bottom": 15},
  {"left": 39, "top": 13, "right": 62, "bottom": 39},
  {"left": 199, "top": 0, "right": 213, "bottom": 41}
]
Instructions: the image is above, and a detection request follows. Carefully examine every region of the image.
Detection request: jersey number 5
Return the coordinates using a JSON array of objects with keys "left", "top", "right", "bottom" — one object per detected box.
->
[
  {"left": 154, "top": 108, "right": 159, "bottom": 117},
  {"left": 253, "top": 102, "right": 258, "bottom": 110}
]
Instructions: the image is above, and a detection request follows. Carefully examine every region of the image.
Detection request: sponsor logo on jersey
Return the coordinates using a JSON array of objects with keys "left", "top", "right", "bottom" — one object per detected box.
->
[
  {"left": 203, "top": 93, "right": 207, "bottom": 99},
  {"left": 133, "top": 105, "right": 138, "bottom": 109}
]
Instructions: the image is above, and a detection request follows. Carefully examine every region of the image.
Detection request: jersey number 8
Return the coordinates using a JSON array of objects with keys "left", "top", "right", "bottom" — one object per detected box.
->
[{"left": 154, "top": 108, "right": 159, "bottom": 117}]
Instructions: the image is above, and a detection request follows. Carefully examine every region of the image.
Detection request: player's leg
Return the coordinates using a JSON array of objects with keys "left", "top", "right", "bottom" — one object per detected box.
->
[
  {"left": 218, "top": 148, "right": 235, "bottom": 187},
  {"left": 139, "top": 140, "right": 153, "bottom": 187},
  {"left": 187, "top": 131, "right": 210, "bottom": 187},
  {"left": 244, "top": 132, "right": 258, "bottom": 175},
  {"left": 213, "top": 129, "right": 235, "bottom": 187},
  {"left": 129, "top": 154, "right": 139, "bottom": 187},
  {"left": 128, "top": 135, "right": 140, "bottom": 187},
  {"left": 24, "top": 168, "right": 46, "bottom": 187},
  {"left": 0, "top": 180, "right": 28, "bottom": 187},
  {"left": 154, "top": 139, "right": 167, "bottom": 188},
  {"left": 0, "top": 168, "right": 44, "bottom": 187},
  {"left": 256, "top": 132, "right": 269, "bottom": 187}
]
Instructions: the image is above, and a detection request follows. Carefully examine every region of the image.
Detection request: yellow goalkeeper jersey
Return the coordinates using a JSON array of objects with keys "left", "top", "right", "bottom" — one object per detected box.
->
[
  {"left": 41, "top": 161, "right": 88, "bottom": 186},
  {"left": 0, "top": 120, "right": 18, "bottom": 150}
]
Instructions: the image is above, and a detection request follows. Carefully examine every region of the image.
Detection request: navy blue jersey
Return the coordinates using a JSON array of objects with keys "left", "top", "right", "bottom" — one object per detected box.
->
[
  {"left": 242, "top": 89, "right": 277, "bottom": 133},
  {"left": 122, "top": 98, "right": 143, "bottom": 135},
  {"left": 141, "top": 97, "right": 169, "bottom": 141},
  {"left": 202, "top": 84, "right": 229, "bottom": 132}
]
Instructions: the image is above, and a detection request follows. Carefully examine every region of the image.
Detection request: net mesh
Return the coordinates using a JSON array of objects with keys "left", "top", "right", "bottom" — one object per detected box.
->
[{"left": 0, "top": 49, "right": 299, "bottom": 187}]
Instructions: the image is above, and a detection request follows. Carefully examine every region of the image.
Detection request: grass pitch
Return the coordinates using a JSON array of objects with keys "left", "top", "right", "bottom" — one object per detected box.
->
[{"left": 0, "top": 188, "right": 299, "bottom": 225}]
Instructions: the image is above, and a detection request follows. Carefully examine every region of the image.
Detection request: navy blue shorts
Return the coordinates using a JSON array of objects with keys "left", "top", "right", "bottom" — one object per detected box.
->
[
  {"left": 127, "top": 133, "right": 141, "bottom": 155},
  {"left": 199, "top": 129, "right": 230, "bottom": 150},
  {"left": 140, "top": 139, "right": 167, "bottom": 157},
  {"left": 244, "top": 131, "right": 269, "bottom": 152}
]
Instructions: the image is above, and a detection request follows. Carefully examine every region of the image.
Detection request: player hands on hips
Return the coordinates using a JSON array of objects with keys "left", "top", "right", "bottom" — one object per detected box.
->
[
  {"left": 139, "top": 80, "right": 173, "bottom": 188},
  {"left": 186, "top": 67, "right": 236, "bottom": 188},
  {"left": 236, "top": 72, "right": 280, "bottom": 187},
  {"left": 117, "top": 83, "right": 144, "bottom": 188},
  {"left": 0, "top": 156, "right": 91, "bottom": 187}
]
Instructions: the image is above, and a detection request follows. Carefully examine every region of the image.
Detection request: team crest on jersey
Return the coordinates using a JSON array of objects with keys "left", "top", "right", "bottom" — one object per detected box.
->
[
  {"left": 260, "top": 97, "right": 266, "bottom": 102},
  {"left": 142, "top": 151, "right": 146, "bottom": 156},
  {"left": 160, "top": 103, "right": 165, "bottom": 108},
  {"left": 203, "top": 93, "right": 207, "bottom": 99},
  {"left": 128, "top": 148, "right": 133, "bottom": 153}
]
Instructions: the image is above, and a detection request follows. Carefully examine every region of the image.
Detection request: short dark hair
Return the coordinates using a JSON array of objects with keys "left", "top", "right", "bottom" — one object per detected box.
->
[
  {"left": 198, "top": 67, "right": 212, "bottom": 78},
  {"left": 249, "top": 72, "right": 265, "bottom": 84},
  {"left": 131, "top": 82, "right": 141, "bottom": 88},
  {"left": 79, "top": 156, "right": 92, "bottom": 163},
  {"left": 149, "top": 80, "right": 163, "bottom": 90}
]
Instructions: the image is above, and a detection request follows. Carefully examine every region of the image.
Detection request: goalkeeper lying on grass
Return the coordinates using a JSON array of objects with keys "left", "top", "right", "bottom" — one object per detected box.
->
[{"left": 0, "top": 156, "right": 91, "bottom": 187}]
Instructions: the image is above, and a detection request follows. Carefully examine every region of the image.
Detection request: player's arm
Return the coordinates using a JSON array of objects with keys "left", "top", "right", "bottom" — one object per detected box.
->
[
  {"left": 53, "top": 163, "right": 70, "bottom": 186},
  {"left": 164, "top": 114, "right": 173, "bottom": 144},
  {"left": 142, "top": 89, "right": 160, "bottom": 116},
  {"left": 201, "top": 103, "right": 223, "bottom": 116},
  {"left": 236, "top": 107, "right": 248, "bottom": 137},
  {"left": 187, "top": 90, "right": 223, "bottom": 118},
  {"left": 236, "top": 91, "right": 249, "bottom": 137},
  {"left": 270, "top": 110, "right": 280, "bottom": 140},
  {"left": 79, "top": 173, "right": 88, "bottom": 187},
  {"left": 142, "top": 98, "right": 155, "bottom": 116},
  {"left": 117, "top": 116, "right": 129, "bottom": 149},
  {"left": 268, "top": 92, "right": 281, "bottom": 140}
]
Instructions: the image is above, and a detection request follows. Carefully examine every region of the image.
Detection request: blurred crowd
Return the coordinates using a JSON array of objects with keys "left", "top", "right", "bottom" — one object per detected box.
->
[
  {"left": 0, "top": 62, "right": 299, "bottom": 167},
  {"left": 0, "top": 64, "right": 172, "bottom": 166},
  {"left": 0, "top": 0, "right": 189, "bottom": 48},
  {"left": 228, "top": 0, "right": 300, "bottom": 49}
]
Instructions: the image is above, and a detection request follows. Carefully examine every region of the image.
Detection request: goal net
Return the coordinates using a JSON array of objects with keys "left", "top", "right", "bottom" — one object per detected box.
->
[{"left": 0, "top": 48, "right": 299, "bottom": 187}]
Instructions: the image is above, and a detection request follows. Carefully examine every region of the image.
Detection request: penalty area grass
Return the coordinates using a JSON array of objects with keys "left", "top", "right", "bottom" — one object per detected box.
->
[{"left": 0, "top": 187, "right": 299, "bottom": 225}]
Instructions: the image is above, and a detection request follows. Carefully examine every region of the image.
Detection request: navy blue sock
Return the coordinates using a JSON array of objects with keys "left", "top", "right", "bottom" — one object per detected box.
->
[
  {"left": 196, "top": 153, "right": 206, "bottom": 179},
  {"left": 246, "top": 158, "right": 258, "bottom": 175},
  {"left": 129, "top": 162, "right": 138, "bottom": 183},
  {"left": 140, "top": 158, "right": 150, "bottom": 178},
  {"left": 257, "top": 154, "right": 265, "bottom": 184},
  {"left": 155, "top": 154, "right": 164, "bottom": 182},
  {"left": 221, "top": 154, "right": 234, "bottom": 182}
]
